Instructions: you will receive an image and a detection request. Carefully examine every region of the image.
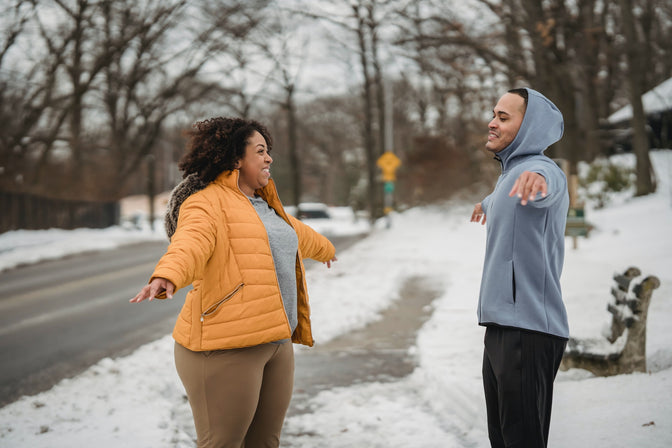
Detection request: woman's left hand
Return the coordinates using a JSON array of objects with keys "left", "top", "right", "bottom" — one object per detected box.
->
[{"left": 323, "top": 256, "right": 338, "bottom": 268}]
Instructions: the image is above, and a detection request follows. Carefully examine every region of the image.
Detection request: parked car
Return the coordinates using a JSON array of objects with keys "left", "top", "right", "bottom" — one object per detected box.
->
[
  {"left": 296, "top": 202, "right": 331, "bottom": 220},
  {"left": 284, "top": 202, "right": 370, "bottom": 237}
]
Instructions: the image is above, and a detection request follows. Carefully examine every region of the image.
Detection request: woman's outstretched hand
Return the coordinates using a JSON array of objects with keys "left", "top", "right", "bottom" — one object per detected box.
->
[
  {"left": 323, "top": 256, "right": 338, "bottom": 268},
  {"left": 130, "top": 277, "right": 175, "bottom": 303}
]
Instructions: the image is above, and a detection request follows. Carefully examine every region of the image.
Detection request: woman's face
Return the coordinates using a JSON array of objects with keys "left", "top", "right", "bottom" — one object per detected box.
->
[{"left": 235, "top": 130, "right": 272, "bottom": 197}]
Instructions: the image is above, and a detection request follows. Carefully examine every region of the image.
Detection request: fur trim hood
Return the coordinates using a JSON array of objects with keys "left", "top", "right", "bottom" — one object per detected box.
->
[{"left": 164, "top": 173, "right": 207, "bottom": 240}]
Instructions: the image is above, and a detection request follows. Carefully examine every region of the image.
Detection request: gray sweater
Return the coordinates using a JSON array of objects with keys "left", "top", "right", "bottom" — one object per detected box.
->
[
  {"left": 249, "top": 196, "right": 299, "bottom": 342},
  {"left": 478, "top": 88, "right": 570, "bottom": 339}
]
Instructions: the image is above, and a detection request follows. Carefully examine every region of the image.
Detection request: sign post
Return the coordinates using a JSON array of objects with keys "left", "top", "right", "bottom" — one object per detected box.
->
[{"left": 376, "top": 152, "right": 401, "bottom": 222}]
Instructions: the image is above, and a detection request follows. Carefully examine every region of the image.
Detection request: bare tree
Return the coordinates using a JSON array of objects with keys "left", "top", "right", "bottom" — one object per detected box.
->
[
  {"left": 350, "top": 1, "right": 380, "bottom": 220},
  {"left": 617, "top": 0, "right": 654, "bottom": 195},
  {"left": 99, "top": 0, "right": 273, "bottom": 198},
  {"left": 0, "top": 0, "right": 31, "bottom": 189},
  {"left": 365, "top": 1, "right": 388, "bottom": 156},
  {"left": 99, "top": 0, "right": 199, "bottom": 197},
  {"left": 1, "top": 0, "right": 271, "bottom": 200},
  {"left": 287, "top": 0, "right": 405, "bottom": 220},
  {"left": 396, "top": 1, "right": 583, "bottom": 168},
  {"left": 250, "top": 8, "right": 312, "bottom": 207},
  {"left": 3, "top": 0, "right": 184, "bottom": 197},
  {"left": 193, "top": 0, "right": 273, "bottom": 118},
  {"left": 297, "top": 95, "right": 364, "bottom": 206},
  {"left": 0, "top": 1, "right": 68, "bottom": 194},
  {"left": 396, "top": 0, "right": 670, "bottom": 195}
]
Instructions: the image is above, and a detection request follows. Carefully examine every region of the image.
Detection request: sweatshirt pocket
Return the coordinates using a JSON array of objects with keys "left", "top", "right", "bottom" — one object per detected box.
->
[
  {"left": 492, "top": 260, "right": 515, "bottom": 306},
  {"left": 511, "top": 262, "right": 517, "bottom": 304},
  {"left": 200, "top": 283, "right": 244, "bottom": 322}
]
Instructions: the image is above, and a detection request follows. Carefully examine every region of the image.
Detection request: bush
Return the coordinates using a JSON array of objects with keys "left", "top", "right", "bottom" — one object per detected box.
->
[{"left": 579, "top": 157, "right": 635, "bottom": 208}]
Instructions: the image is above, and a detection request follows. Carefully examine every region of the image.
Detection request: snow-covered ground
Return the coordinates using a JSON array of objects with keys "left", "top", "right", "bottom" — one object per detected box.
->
[
  {"left": 0, "top": 204, "right": 369, "bottom": 274},
  {"left": 0, "top": 150, "right": 671, "bottom": 447}
]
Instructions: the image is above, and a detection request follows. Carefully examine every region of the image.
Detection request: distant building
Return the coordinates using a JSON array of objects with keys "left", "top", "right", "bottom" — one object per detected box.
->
[{"left": 606, "top": 77, "right": 672, "bottom": 152}]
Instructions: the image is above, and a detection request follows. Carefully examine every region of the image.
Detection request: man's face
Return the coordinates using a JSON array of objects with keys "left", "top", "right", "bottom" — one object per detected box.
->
[{"left": 485, "top": 93, "right": 526, "bottom": 153}]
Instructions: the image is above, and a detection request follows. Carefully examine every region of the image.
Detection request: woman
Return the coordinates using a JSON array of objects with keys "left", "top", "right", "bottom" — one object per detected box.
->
[{"left": 130, "top": 117, "right": 336, "bottom": 447}]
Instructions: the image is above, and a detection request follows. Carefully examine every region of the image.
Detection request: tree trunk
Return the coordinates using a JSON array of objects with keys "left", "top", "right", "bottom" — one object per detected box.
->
[
  {"left": 368, "top": 4, "right": 386, "bottom": 156},
  {"left": 619, "top": 0, "right": 653, "bottom": 196},
  {"left": 286, "top": 85, "right": 301, "bottom": 207},
  {"left": 146, "top": 153, "right": 156, "bottom": 232},
  {"left": 368, "top": 4, "right": 386, "bottom": 217},
  {"left": 353, "top": 5, "right": 378, "bottom": 223}
]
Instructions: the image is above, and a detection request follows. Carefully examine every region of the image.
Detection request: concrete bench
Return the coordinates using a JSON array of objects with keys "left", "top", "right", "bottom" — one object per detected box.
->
[{"left": 560, "top": 267, "right": 660, "bottom": 376}]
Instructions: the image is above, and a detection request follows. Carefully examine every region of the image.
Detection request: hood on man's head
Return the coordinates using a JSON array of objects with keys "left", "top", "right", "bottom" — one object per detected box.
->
[{"left": 505, "top": 88, "right": 564, "bottom": 159}]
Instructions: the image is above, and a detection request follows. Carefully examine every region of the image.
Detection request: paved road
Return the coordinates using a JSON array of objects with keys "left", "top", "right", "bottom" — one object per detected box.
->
[
  {"left": 0, "top": 241, "right": 184, "bottom": 407},
  {"left": 0, "top": 235, "right": 362, "bottom": 407}
]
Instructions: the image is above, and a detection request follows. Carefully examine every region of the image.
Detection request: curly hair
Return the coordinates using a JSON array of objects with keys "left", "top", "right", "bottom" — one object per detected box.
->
[{"left": 178, "top": 117, "right": 273, "bottom": 184}]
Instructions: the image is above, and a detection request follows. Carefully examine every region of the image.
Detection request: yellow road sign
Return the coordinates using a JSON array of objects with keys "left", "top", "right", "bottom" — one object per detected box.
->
[{"left": 377, "top": 152, "right": 401, "bottom": 181}]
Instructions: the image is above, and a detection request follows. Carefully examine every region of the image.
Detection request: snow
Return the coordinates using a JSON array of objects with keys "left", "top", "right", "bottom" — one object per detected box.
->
[
  {"left": 1, "top": 150, "right": 671, "bottom": 447},
  {"left": 0, "top": 226, "right": 167, "bottom": 273},
  {"left": 608, "top": 76, "right": 672, "bottom": 124},
  {"left": 292, "top": 205, "right": 372, "bottom": 239},
  {"left": 0, "top": 204, "right": 369, "bottom": 274}
]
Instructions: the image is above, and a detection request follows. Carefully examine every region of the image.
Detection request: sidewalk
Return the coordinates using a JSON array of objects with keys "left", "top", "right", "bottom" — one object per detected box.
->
[
  {"left": 170, "top": 276, "right": 444, "bottom": 445},
  {"left": 289, "top": 276, "right": 442, "bottom": 420}
]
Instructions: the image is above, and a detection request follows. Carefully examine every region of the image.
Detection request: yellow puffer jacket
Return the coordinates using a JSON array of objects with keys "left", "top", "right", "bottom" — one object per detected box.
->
[{"left": 151, "top": 170, "right": 335, "bottom": 351}]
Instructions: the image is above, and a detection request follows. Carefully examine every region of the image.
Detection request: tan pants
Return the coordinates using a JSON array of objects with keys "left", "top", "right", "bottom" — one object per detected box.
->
[{"left": 174, "top": 341, "right": 294, "bottom": 448}]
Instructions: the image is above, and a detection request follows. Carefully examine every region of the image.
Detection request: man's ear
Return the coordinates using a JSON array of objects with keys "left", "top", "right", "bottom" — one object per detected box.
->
[{"left": 234, "top": 160, "right": 241, "bottom": 169}]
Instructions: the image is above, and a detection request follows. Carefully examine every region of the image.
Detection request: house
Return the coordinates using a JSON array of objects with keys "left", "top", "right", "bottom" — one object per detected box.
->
[{"left": 606, "top": 77, "right": 672, "bottom": 152}]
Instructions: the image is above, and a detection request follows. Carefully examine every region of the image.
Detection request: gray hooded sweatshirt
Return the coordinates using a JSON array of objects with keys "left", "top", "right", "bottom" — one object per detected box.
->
[{"left": 478, "top": 88, "right": 570, "bottom": 339}]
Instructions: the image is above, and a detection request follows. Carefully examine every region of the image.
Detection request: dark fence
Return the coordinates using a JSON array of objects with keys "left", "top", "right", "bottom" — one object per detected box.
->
[{"left": 0, "top": 191, "right": 120, "bottom": 233}]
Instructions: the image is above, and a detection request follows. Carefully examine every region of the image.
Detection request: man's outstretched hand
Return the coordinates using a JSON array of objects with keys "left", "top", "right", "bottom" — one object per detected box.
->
[
  {"left": 509, "top": 171, "right": 546, "bottom": 206},
  {"left": 471, "top": 203, "right": 486, "bottom": 225}
]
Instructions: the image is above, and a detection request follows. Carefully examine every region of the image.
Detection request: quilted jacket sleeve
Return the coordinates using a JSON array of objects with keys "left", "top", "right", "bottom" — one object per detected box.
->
[
  {"left": 289, "top": 216, "right": 336, "bottom": 262},
  {"left": 151, "top": 192, "right": 218, "bottom": 292}
]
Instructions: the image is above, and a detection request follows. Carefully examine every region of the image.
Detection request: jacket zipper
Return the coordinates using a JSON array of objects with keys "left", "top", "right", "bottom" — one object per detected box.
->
[
  {"left": 200, "top": 283, "right": 244, "bottom": 322},
  {"left": 494, "top": 154, "right": 504, "bottom": 172},
  {"left": 247, "top": 187, "right": 294, "bottom": 335}
]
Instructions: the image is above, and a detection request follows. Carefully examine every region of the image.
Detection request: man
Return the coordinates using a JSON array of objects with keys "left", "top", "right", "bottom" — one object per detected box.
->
[{"left": 470, "top": 88, "right": 569, "bottom": 448}]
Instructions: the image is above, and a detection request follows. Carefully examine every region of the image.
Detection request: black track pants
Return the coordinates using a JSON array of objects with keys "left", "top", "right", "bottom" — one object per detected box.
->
[{"left": 482, "top": 326, "right": 567, "bottom": 448}]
